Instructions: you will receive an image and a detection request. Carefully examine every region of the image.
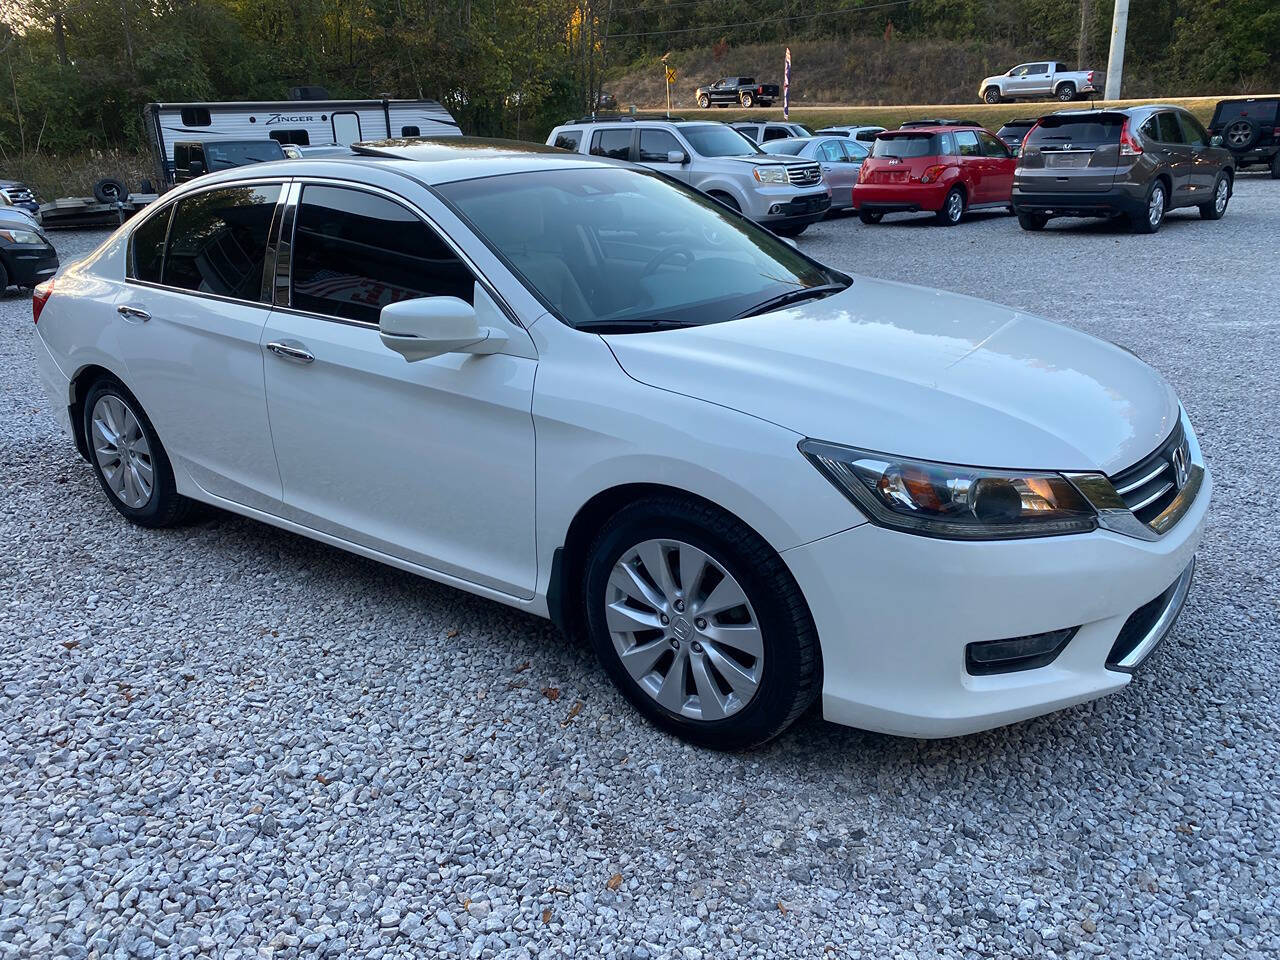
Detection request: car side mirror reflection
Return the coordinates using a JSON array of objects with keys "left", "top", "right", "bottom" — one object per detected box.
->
[
  {"left": 379, "top": 291, "right": 508, "bottom": 362},
  {"left": 667, "top": 150, "right": 689, "bottom": 164}
]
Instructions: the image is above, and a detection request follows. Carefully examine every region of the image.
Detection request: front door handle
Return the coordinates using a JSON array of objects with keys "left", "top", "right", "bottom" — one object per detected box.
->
[
  {"left": 116, "top": 305, "right": 150, "bottom": 323},
  {"left": 267, "top": 340, "right": 314, "bottom": 364}
]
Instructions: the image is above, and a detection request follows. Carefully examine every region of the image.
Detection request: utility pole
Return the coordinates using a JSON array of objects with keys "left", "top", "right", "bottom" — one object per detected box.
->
[{"left": 1104, "top": 0, "right": 1129, "bottom": 101}]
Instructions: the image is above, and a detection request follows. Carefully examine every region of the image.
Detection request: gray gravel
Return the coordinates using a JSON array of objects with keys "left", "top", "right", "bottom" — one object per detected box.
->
[{"left": 2, "top": 176, "right": 1278, "bottom": 960}]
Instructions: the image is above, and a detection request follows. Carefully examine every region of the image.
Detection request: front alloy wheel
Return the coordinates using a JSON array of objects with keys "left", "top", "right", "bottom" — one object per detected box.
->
[
  {"left": 697, "top": 94, "right": 710, "bottom": 109},
  {"left": 741, "top": 92, "right": 754, "bottom": 108},
  {"left": 1199, "top": 174, "right": 1230, "bottom": 220}
]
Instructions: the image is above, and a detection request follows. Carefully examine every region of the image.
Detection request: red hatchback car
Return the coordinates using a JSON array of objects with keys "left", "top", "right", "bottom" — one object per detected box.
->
[{"left": 852, "top": 126, "right": 1017, "bottom": 225}]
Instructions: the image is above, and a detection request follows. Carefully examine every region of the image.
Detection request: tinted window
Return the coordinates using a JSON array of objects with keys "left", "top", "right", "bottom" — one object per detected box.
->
[
  {"left": 401, "top": 125, "right": 421, "bottom": 137},
  {"left": 162, "top": 185, "right": 281, "bottom": 299},
  {"left": 681, "top": 124, "right": 759, "bottom": 157},
  {"left": 204, "top": 141, "right": 285, "bottom": 170},
  {"left": 978, "top": 132, "right": 1009, "bottom": 157},
  {"left": 590, "top": 129, "right": 632, "bottom": 160},
  {"left": 180, "top": 107, "right": 211, "bottom": 127},
  {"left": 130, "top": 206, "right": 172, "bottom": 283},
  {"left": 1026, "top": 117, "right": 1123, "bottom": 147},
  {"left": 638, "top": 129, "right": 682, "bottom": 162},
  {"left": 269, "top": 129, "right": 310, "bottom": 146},
  {"left": 954, "top": 130, "right": 981, "bottom": 156},
  {"left": 872, "top": 134, "right": 939, "bottom": 158},
  {"left": 762, "top": 126, "right": 791, "bottom": 141},
  {"left": 291, "top": 185, "right": 475, "bottom": 325},
  {"left": 818, "top": 140, "right": 844, "bottom": 161},
  {"left": 554, "top": 130, "right": 583, "bottom": 151},
  {"left": 1178, "top": 113, "right": 1208, "bottom": 147},
  {"left": 855, "top": 129, "right": 880, "bottom": 141},
  {"left": 1155, "top": 113, "right": 1185, "bottom": 143},
  {"left": 1211, "top": 99, "right": 1280, "bottom": 125}
]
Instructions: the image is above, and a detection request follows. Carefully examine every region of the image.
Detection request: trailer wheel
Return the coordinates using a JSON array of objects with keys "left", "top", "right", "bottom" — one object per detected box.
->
[{"left": 93, "top": 178, "right": 130, "bottom": 204}]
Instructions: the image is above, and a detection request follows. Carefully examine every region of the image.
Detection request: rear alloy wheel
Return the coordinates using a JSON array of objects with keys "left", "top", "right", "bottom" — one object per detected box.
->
[
  {"left": 983, "top": 87, "right": 1002, "bottom": 104},
  {"left": 1199, "top": 174, "right": 1230, "bottom": 220},
  {"left": 0, "top": 260, "right": 9, "bottom": 296},
  {"left": 740, "top": 92, "right": 754, "bottom": 108},
  {"left": 858, "top": 210, "right": 884, "bottom": 225},
  {"left": 1271, "top": 153, "right": 1280, "bottom": 179},
  {"left": 83, "top": 378, "right": 194, "bottom": 527},
  {"left": 583, "top": 497, "right": 821, "bottom": 750},
  {"left": 936, "top": 187, "right": 965, "bottom": 225},
  {"left": 1131, "top": 180, "right": 1165, "bottom": 234},
  {"left": 1017, "top": 211, "right": 1048, "bottom": 231},
  {"left": 1056, "top": 82, "right": 1077, "bottom": 102},
  {"left": 697, "top": 94, "right": 710, "bottom": 109}
]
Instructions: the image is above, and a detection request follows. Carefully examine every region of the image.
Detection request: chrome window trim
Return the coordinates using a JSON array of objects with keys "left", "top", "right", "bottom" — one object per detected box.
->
[{"left": 279, "top": 176, "right": 523, "bottom": 330}]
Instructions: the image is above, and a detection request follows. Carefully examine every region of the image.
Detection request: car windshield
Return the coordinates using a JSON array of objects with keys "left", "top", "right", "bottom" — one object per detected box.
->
[
  {"left": 761, "top": 140, "right": 807, "bottom": 155},
  {"left": 871, "top": 134, "right": 938, "bottom": 158},
  {"left": 680, "top": 124, "right": 761, "bottom": 157},
  {"left": 439, "top": 167, "right": 847, "bottom": 332},
  {"left": 205, "top": 141, "right": 285, "bottom": 169}
]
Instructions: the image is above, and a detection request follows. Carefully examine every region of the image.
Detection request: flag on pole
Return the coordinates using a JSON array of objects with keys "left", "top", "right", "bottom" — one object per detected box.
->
[{"left": 783, "top": 47, "right": 792, "bottom": 119}]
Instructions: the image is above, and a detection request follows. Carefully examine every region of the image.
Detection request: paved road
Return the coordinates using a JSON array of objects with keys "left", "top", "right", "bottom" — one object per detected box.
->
[{"left": 1, "top": 177, "right": 1276, "bottom": 960}]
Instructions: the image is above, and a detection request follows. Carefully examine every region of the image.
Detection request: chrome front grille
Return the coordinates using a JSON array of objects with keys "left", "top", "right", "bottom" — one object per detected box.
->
[
  {"left": 1, "top": 185, "right": 37, "bottom": 204},
  {"left": 1108, "top": 422, "right": 1191, "bottom": 526},
  {"left": 786, "top": 163, "right": 822, "bottom": 186}
]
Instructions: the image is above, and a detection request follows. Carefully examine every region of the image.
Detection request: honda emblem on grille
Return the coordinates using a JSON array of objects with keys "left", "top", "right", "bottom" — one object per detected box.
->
[{"left": 1170, "top": 442, "right": 1190, "bottom": 489}]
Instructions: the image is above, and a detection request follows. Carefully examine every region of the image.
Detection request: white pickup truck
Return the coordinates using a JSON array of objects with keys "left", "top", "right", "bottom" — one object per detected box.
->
[{"left": 978, "top": 62, "right": 1103, "bottom": 104}]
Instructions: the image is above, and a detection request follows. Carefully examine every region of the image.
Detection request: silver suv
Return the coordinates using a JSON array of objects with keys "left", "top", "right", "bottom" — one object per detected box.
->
[{"left": 547, "top": 119, "right": 831, "bottom": 235}]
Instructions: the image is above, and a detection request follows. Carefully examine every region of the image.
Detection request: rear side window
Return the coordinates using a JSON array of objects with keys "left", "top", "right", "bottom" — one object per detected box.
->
[
  {"left": 130, "top": 206, "right": 173, "bottom": 283},
  {"left": 1026, "top": 117, "right": 1124, "bottom": 147},
  {"left": 763, "top": 126, "right": 791, "bottom": 141},
  {"left": 638, "top": 129, "right": 682, "bottom": 162},
  {"left": 291, "top": 185, "right": 475, "bottom": 325},
  {"left": 553, "top": 130, "right": 582, "bottom": 151},
  {"left": 954, "top": 130, "right": 981, "bottom": 156},
  {"left": 1154, "top": 113, "right": 1184, "bottom": 143},
  {"left": 590, "top": 129, "right": 632, "bottom": 160},
  {"left": 162, "top": 185, "right": 281, "bottom": 300},
  {"left": 269, "top": 129, "right": 310, "bottom": 146},
  {"left": 871, "top": 134, "right": 938, "bottom": 158},
  {"left": 855, "top": 129, "right": 880, "bottom": 141}
]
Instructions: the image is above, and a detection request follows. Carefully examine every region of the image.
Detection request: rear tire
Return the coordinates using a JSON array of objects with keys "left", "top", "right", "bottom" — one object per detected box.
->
[
  {"left": 0, "top": 260, "right": 9, "bottom": 295},
  {"left": 858, "top": 210, "right": 883, "bottom": 225},
  {"left": 82, "top": 377, "right": 195, "bottom": 528},
  {"left": 740, "top": 92, "right": 754, "bottom": 108},
  {"left": 582, "top": 495, "right": 821, "bottom": 750},
  {"left": 936, "top": 187, "right": 965, "bottom": 225},
  {"left": 983, "top": 87, "right": 1002, "bottom": 104},
  {"left": 1271, "top": 153, "right": 1280, "bottom": 179},
  {"left": 1017, "top": 211, "right": 1048, "bottom": 231},
  {"left": 1198, "top": 173, "right": 1230, "bottom": 220},
  {"left": 1056, "top": 82, "right": 1077, "bottom": 102},
  {"left": 1130, "top": 180, "right": 1166, "bottom": 234}
]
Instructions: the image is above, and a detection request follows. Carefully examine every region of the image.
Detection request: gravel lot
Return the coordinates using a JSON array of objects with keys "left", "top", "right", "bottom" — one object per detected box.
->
[{"left": 2, "top": 176, "right": 1277, "bottom": 960}]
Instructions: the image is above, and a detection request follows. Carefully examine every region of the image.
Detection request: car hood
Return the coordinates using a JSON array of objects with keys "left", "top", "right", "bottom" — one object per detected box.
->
[
  {"left": 719, "top": 155, "right": 804, "bottom": 168},
  {"left": 603, "top": 276, "right": 1179, "bottom": 475}
]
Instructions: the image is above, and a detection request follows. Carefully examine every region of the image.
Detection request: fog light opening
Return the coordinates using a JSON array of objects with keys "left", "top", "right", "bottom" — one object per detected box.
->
[{"left": 965, "top": 627, "right": 1078, "bottom": 676}]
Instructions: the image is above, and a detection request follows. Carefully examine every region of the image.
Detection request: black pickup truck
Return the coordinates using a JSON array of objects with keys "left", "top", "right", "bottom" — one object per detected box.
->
[{"left": 694, "top": 77, "right": 780, "bottom": 109}]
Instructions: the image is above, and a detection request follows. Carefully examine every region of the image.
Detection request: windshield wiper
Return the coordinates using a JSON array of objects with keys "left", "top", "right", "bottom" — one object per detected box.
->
[
  {"left": 576, "top": 318, "right": 694, "bottom": 334},
  {"left": 734, "top": 283, "right": 847, "bottom": 319}
]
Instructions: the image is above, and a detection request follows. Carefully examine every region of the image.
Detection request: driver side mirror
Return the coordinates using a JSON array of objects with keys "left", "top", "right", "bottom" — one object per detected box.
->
[
  {"left": 667, "top": 149, "right": 689, "bottom": 164},
  {"left": 379, "top": 295, "right": 508, "bottom": 362},
  {"left": 1210, "top": 134, "right": 1224, "bottom": 147},
  {"left": 188, "top": 160, "right": 205, "bottom": 177}
]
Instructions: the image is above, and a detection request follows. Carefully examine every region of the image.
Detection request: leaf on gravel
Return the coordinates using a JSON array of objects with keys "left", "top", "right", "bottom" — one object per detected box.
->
[
  {"left": 541, "top": 908, "right": 552, "bottom": 923},
  {"left": 315, "top": 773, "right": 333, "bottom": 786},
  {"left": 606, "top": 873, "right": 622, "bottom": 891},
  {"left": 541, "top": 687, "right": 560, "bottom": 702},
  {"left": 562, "top": 701, "right": 584, "bottom": 726},
  {"left": 446, "top": 628, "right": 459, "bottom": 638},
  {"left": 778, "top": 901, "right": 788, "bottom": 915},
  {"left": 61, "top": 640, "right": 79, "bottom": 650},
  {"left": 514, "top": 660, "right": 532, "bottom": 673}
]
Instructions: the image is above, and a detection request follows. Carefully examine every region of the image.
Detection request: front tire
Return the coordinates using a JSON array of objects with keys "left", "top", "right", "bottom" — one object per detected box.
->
[
  {"left": 0, "top": 259, "right": 9, "bottom": 295},
  {"left": 697, "top": 95, "right": 710, "bottom": 109},
  {"left": 1017, "top": 211, "right": 1048, "bottom": 231},
  {"left": 709, "top": 191, "right": 740, "bottom": 212},
  {"left": 983, "top": 87, "right": 1002, "bottom": 104},
  {"left": 1271, "top": 153, "right": 1280, "bottom": 179},
  {"left": 1131, "top": 180, "right": 1166, "bottom": 234},
  {"left": 936, "top": 187, "right": 965, "bottom": 225},
  {"left": 858, "top": 210, "right": 883, "bottom": 224},
  {"left": 82, "top": 377, "right": 195, "bottom": 528},
  {"left": 1056, "top": 82, "right": 1077, "bottom": 102},
  {"left": 772, "top": 223, "right": 808, "bottom": 238},
  {"left": 582, "top": 496, "right": 821, "bottom": 750},
  {"left": 1199, "top": 173, "right": 1230, "bottom": 220}
]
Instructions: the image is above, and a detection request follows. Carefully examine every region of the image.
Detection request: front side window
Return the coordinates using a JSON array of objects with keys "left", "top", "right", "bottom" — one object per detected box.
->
[
  {"left": 130, "top": 205, "right": 173, "bottom": 283},
  {"left": 638, "top": 129, "right": 682, "bottom": 162},
  {"left": 290, "top": 185, "right": 475, "bottom": 325},
  {"left": 554, "top": 130, "right": 583, "bottom": 151},
  {"left": 204, "top": 141, "right": 285, "bottom": 170},
  {"left": 819, "top": 140, "right": 844, "bottom": 162},
  {"left": 590, "top": 129, "right": 632, "bottom": 160},
  {"left": 1178, "top": 113, "right": 1208, "bottom": 147},
  {"left": 161, "top": 184, "right": 281, "bottom": 299},
  {"left": 680, "top": 124, "right": 759, "bottom": 157},
  {"left": 440, "top": 168, "right": 846, "bottom": 332},
  {"left": 978, "top": 132, "right": 1010, "bottom": 157},
  {"left": 842, "top": 140, "right": 869, "bottom": 160}
]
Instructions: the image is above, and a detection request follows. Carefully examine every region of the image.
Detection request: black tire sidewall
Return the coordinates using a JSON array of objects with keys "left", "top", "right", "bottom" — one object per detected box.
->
[
  {"left": 859, "top": 211, "right": 882, "bottom": 224},
  {"left": 82, "top": 377, "right": 182, "bottom": 527},
  {"left": 582, "top": 502, "right": 816, "bottom": 750},
  {"left": 939, "top": 188, "right": 964, "bottom": 225}
]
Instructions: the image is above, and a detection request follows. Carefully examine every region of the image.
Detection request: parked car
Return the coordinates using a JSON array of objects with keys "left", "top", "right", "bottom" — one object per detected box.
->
[
  {"left": 996, "top": 118, "right": 1040, "bottom": 156},
  {"left": 1013, "top": 106, "right": 1234, "bottom": 233},
  {"left": 979, "top": 62, "right": 1102, "bottom": 104},
  {"left": 32, "top": 138, "right": 1209, "bottom": 748},
  {"left": 900, "top": 118, "right": 982, "bottom": 129},
  {"left": 814, "top": 125, "right": 886, "bottom": 143},
  {"left": 173, "top": 139, "right": 287, "bottom": 183},
  {"left": 730, "top": 120, "right": 813, "bottom": 143},
  {"left": 0, "top": 206, "right": 57, "bottom": 294},
  {"left": 1206, "top": 97, "right": 1280, "bottom": 178},
  {"left": 761, "top": 136, "right": 868, "bottom": 211},
  {"left": 0, "top": 179, "right": 42, "bottom": 220},
  {"left": 694, "top": 77, "right": 779, "bottom": 109},
  {"left": 546, "top": 119, "right": 830, "bottom": 235},
  {"left": 597, "top": 92, "right": 619, "bottom": 111},
  {"left": 853, "top": 125, "right": 1015, "bottom": 225}
]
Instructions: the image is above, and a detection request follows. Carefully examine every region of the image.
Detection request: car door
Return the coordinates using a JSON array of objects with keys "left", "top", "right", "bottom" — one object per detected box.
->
[
  {"left": 711, "top": 79, "right": 730, "bottom": 105},
  {"left": 638, "top": 128, "right": 692, "bottom": 183},
  {"left": 1025, "top": 63, "right": 1053, "bottom": 96},
  {"left": 1148, "top": 112, "right": 1194, "bottom": 204},
  {"left": 952, "top": 129, "right": 986, "bottom": 201},
  {"left": 977, "top": 130, "right": 1016, "bottom": 202},
  {"left": 259, "top": 182, "right": 538, "bottom": 598},
  {"left": 113, "top": 181, "right": 284, "bottom": 511},
  {"left": 1005, "top": 65, "right": 1033, "bottom": 96},
  {"left": 814, "top": 139, "right": 854, "bottom": 205},
  {"left": 1177, "top": 111, "right": 1218, "bottom": 195}
]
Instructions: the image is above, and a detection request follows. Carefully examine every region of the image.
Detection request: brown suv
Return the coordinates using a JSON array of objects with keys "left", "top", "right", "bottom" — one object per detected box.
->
[{"left": 1012, "top": 105, "right": 1234, "bottom": 234}]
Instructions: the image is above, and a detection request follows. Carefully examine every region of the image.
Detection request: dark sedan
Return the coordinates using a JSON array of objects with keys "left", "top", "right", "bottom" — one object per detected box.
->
[{"left": 0, "top": 207, "right": 58, "bottom": 294}]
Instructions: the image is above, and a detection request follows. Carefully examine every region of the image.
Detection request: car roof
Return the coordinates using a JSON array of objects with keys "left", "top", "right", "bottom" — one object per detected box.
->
[{"left": 881, "top": 125, "right": 987, "bottom": 135}]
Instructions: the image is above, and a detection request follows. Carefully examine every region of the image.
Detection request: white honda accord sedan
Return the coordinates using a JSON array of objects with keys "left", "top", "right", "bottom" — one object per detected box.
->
[{"left": 31, "top": 139, "right": 1208, "bottom": 749}]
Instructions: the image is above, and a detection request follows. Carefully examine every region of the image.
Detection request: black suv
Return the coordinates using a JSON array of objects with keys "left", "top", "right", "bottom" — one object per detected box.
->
[{"left": 1208, "top": 98, "right": 1280, "bottom": 177}]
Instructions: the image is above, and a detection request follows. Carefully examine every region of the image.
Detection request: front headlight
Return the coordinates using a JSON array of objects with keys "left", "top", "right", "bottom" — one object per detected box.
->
[
  {"left": 0, "top": 228, "right": 43, "bottom": 245},
  {"left": 754, "top": 166, "right": 789, "bottom": 184},
  {"left": 799, "top": 440, "right": 1098, "bottom": 540}
]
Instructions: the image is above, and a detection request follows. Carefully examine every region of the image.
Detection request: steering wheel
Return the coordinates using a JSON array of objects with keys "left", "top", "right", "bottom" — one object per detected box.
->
[{"left": 641, "top": 246, "right": 695, "bottom": 278}]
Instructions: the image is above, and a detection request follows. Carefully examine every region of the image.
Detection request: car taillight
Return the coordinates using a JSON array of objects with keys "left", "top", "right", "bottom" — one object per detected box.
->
[
  {"left": 1087, "top": 71, "right": 1094, "bottom": 83},
  {"left": 918, "top": 164, "right": 947, "bottom": 183},
  {"left": 32, "top": 278, "right": 54, "bottom": 325},
  {"left": 757, "top": 85, "right": 763, "bottom": 94},
  {"left": 1021, "top": 121, "right": 1041, "bottom": 155},
  {"left": 1274, "top": 126, "right": 1280, "bottom": 137},
  {"left": 857, "top": 162, "right": 872, "bottom": 183},
  {"left": 1119, "top": 119, "right": 1143, "bottom": 157}
]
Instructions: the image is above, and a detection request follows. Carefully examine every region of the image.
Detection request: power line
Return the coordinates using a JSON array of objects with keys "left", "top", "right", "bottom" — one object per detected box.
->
[{"left": 607, "top": 0, "right": 922, "bottom": 38}]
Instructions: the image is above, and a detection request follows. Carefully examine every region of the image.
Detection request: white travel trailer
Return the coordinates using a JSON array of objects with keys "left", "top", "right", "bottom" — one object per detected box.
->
[{"left": 143, "top": 98, "right": 460, "bottom": 187}]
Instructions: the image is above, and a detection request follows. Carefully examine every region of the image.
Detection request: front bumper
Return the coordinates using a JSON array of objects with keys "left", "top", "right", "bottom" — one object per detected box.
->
[
  {"left": 1, "top": 243, "right": 59, "bottom": 288},
  {"left": 853, "top": 180, "right": 949, "bottom": 213},
  {"left": 1012, "top": 184, "right": 1145, "bottom": 219},
  {"left": 782, "top": 462, "right": 1211, "bottom": 738},
  {"left": 753, "top": 189, "right": 832, "bottom": 226}
]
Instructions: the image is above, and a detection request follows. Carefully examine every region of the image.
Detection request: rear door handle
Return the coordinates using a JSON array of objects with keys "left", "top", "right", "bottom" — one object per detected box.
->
[
  {"left": 116, "top": 305, "right": 150, "bottom": 323},
  {"left": 267, "top": 340, "right": 314, "bottom": 364}
]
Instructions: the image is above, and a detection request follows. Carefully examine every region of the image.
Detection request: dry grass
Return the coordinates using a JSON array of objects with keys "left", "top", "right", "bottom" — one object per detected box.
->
[{"left": 0, "top": 149, "right": 154, "bottom": 202}]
